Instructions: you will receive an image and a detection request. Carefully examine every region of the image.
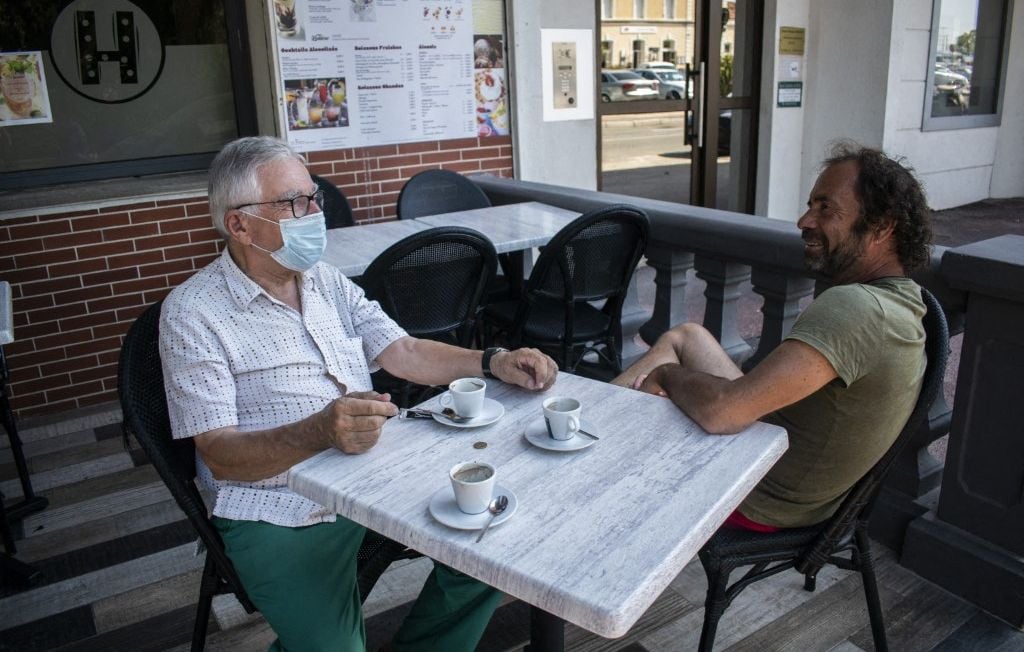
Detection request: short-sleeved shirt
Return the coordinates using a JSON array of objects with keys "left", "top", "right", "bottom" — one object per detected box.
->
[
  {"left": 159, "top": 248, "right": 407, "bottom": 527},
  {"left": 739, "top": 277, "right": 926, "bottom": 528}
]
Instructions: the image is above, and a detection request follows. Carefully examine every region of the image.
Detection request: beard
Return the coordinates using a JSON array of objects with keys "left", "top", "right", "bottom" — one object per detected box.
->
[{"left": 802, "top": 229, "right": 867, "bottom": 280}]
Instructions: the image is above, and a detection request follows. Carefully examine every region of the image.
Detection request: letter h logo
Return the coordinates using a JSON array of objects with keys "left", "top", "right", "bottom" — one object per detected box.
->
[{"left": 75, "top": 10, "right": 139, "bottom": 85}]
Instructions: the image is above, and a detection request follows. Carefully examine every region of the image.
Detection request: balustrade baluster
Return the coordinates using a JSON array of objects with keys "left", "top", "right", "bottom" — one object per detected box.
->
[
  {"left": 746, "top": 270, "right": 815, "bottom": 371},
  {"left": 694, "top": 255, "right": 752, "bottom": 363},
  {"left": 639, "top": 244, "right": 695, "bottom": 346}
]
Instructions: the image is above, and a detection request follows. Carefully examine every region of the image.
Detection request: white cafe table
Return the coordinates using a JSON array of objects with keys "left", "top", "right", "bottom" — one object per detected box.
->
[
  {"left": 319, "top": 202, "right": 580, "bottom": 279},
  {"left": 288, "top": 372, "right": 788, "bottom": 647}
]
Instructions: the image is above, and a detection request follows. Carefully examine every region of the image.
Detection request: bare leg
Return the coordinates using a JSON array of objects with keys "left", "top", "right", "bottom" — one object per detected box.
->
[{"left": 612, "top": 323, "right": 742, "bottom": 387}]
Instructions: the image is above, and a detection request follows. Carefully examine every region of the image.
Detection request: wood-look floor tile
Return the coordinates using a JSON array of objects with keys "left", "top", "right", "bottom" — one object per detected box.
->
[
  {"left": 0, "top": 605, "right": 95, "bottom": 651},
  {"left": 92, "top": 568, "right": 202, "bottom": 634},
  {"left": 0, "top": 544, "right": 203, "bottom": 630},
  {"left": 54, "top": 604, "right": 195, "bottom": 652},
  {"left": 19, "top": 480, "right": 170, "bottom": 541},
  {"left": 16, "top": 499, "right": 185, "bottom": 563},
  {"left": 0, "top": 451, "right": 135, "bottom": 498}
]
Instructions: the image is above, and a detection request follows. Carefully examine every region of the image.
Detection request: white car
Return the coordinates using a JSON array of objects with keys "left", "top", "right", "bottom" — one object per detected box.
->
[
  {"left": 633, "top": 68, "right": 690, "bottom": 100},
  {"left": 600, "top": 70, "right": 660, "bottom": 102}
]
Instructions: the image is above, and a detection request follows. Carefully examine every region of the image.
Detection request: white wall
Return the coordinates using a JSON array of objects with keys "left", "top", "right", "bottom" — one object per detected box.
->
[
  {"left": 990, "top": 0, "right": 1024, "bottom": 198},
  {"left": 800, "top": 0, "right": 892, "bottom": 204},
  {"left": 882, "top": 0, "right": 1023, "bottom": 209},
  {"left": 507, "top": 1, "right": 598, "bottom": 189},
  {"left": 755, "top": 0, "right": 810, "bottom": 222}
]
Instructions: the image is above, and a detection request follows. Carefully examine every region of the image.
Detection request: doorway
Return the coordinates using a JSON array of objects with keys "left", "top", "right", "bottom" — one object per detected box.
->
[{"left": 598, "top": 0, "right": 762, "bottom": 214}]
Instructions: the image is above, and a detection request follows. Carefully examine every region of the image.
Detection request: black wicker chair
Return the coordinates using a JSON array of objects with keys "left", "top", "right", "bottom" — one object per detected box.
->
[
  {"left": 118, "top": 301, "right": 411, "bottom": 651},
  {"left": 359, "top": 226, "right": 497, "bottom": 407},
  {"left": 395, "top": 169, "right": 491, "bottom": 220},
  {"left": 695, "top": 286, "right": 949, "bottom": 652},
  {"left": 481, "top": 204, "right": 649, "bottom": 375},
  {"left": 312, "top": 173, "right": 355, "bottom": 229}
]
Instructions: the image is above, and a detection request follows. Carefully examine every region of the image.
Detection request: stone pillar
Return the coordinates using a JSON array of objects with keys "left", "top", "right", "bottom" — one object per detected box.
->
[
  {"left": 694, "top": 255, "right": 752, "bottom": 363},
  {"left": 902, "top": 235, "right": 1024, "bottom": 628},
  {"left": 639, "top": 244, "right": 695, "bottom": 346}
]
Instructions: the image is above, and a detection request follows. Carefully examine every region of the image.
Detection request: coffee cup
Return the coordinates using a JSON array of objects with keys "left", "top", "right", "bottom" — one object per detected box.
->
[
  {"left": 449, "top": 461, "right": 496, "bottom": 514},
  {"left": 542, "top": 397, "right": 581, "bottom": 440},
  {"left": 440, "top": 377, "right": 486, "bottom": 418}
]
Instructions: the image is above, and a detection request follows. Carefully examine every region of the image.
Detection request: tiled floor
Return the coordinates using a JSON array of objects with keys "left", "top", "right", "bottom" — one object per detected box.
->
[{"left": 3, "top": 399, "right": 1024, "bottom": 651}]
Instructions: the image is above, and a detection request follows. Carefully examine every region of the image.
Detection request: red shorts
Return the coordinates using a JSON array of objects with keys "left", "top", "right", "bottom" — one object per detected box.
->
[{"left": 722, "top": 509, "right": 780, "bottom": 533}]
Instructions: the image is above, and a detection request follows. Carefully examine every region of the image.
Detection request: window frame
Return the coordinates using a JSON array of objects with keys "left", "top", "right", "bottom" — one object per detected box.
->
[
  {"left": 0, "top": 1, "right": 257, "bottom": 191},
  {"left": 921, "top": 0, "right": 1012, "bottom": 131}
]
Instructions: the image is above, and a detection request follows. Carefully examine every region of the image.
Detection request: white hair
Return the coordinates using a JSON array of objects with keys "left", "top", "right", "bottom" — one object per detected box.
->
[{"left": 207, "top": 136, "right": 305, "bottom": 238}]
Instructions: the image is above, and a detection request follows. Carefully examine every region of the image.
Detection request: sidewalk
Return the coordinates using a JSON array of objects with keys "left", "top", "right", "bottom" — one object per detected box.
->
[{"left": 929, "top": 197, "right": 1024, "bottom": 247}]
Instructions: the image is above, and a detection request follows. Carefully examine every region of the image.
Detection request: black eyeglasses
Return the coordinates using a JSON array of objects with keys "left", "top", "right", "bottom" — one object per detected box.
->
[{"left": 234, "top": 188, "right": 325, "bottom": 219}]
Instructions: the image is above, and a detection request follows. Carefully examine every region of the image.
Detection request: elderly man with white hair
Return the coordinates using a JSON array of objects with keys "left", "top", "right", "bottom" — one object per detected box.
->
[{"left": 159, "top": 136, "right": 558, "bottom": 651}]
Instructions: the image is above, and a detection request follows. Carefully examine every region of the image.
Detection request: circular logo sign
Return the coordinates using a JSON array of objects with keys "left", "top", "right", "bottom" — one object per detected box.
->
[{"left": 50, "top": 0, "right": 164, "bottom": 104}]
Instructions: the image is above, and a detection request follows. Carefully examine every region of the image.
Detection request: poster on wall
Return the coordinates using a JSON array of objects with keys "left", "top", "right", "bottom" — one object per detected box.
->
[
  {"left": 0, "top": 52, "right": 53, "bottom": 127},
  {"left": 271, "top": 0, "right": 497, "bottom": 152}
]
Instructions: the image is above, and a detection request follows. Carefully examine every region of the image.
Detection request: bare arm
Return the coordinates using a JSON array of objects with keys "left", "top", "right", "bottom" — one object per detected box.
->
[
  {"left": 194, "top": 391, "right": 397, "bottom": 482},
  {"left": 376, "top": 336, "right": 558, "bottom": 391},
  {"left": 642, "top": 340, "right": 838, "bottom": 434}
]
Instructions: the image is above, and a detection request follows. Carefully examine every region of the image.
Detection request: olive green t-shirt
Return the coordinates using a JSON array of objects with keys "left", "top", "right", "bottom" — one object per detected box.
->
[{"left": 739, "top": 277, "right": 926, "bottom": 528}]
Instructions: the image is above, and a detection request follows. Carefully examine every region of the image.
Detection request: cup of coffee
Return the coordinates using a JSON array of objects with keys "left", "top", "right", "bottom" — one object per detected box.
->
[
  {"left": 542, "top": 397, "right": 581, "bottom": 440},
  {"left": 440, "top": 377, "right": 486, "bottom": 418},
  {"left": 449, "top": 461, "right": 496, "bottom": 514}
]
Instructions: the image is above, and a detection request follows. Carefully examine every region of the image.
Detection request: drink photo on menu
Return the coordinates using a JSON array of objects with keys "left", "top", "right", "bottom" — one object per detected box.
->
[{"left": 284, "top": 78, "right": 349, "bottom": 130}]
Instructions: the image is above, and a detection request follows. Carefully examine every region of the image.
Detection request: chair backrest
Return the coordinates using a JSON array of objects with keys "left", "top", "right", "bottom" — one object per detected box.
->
[
  {"left": 312, "top": 174, "right": 355, "bottom": 229},
  {"left": 396, "top": 169, "right": 491, "bottom": 220},
  {"left": 796, "top": 286, "right": 949, "bottom": 574},
  {"left": 524, "top": 203, "right": 649, "bottom": 309},
  {"left": 117, "top": 301, "right": 254, "bottom": 607},
  {"left": 359, "top": 226, "right": 498, "bottom": 346}
]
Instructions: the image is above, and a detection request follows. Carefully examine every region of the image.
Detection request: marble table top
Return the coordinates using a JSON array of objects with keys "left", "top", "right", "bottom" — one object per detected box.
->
[
  {"left": 414, "top": 202, "right": 579, "bottom": 254},
  {"left": 288, "top": 372, "right": 787, "bottom": 638},
  {"left": 320, "top": 202, "right": 580, "bottom": 278}
]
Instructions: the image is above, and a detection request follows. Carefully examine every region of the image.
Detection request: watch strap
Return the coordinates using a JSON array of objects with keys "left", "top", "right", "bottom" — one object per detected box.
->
[{"left": 481, "top": 347, "right": 508, "bottom": 379}]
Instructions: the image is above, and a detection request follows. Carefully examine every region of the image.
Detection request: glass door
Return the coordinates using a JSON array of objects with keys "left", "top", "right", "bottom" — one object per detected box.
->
[{"left": 599, "top": 0, "right": 762, "bottom": 214}]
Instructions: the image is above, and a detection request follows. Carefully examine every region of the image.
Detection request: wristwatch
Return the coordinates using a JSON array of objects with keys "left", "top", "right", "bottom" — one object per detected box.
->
[{"left": 481, "top": 347, "right": 508, "bottom": 379}]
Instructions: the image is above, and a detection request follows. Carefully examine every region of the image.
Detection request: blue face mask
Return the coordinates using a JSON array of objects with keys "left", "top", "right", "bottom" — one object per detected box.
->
[{"left": 244, "top": 211, "right": 327, "bottom": 272}]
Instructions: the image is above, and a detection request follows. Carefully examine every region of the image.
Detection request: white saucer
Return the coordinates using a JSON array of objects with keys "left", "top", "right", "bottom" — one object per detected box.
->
[
  {"left": 431, "top": 398, "right": 504, "bottom": 428},
  {"left": 524, "top": 418, "right": 598, "bottom": 451},
  {"left": 428, "top": 484, "right": 518, "bottom": 530}
]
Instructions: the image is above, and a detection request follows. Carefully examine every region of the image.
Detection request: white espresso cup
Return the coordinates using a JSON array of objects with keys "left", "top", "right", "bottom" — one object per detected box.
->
[
  {"left": 542, "top": 397, "right": 582, "bottom": 441},
  {"left": 449, "top": 461, "right": 496, "bottom": 514},
  {"left": 440, "top": 377, "right": 486, "bottom": 418}
]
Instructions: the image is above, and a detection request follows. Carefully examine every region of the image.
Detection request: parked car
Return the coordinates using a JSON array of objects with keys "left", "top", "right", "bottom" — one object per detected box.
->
[
  {"left": 933, "top": 68, "right": 969, "bottom": 110},
  {"left": 633, "top": 68, "right": 690, "bottom": 99},
  {"left": 685, "top": 110, "right": 732, "bottom": 156},
  {"left": 600, "top": 70, "right": 659, "bottom": 102},
  {"left": 637, "top": 61, "right": 678, "bottom": 71}
]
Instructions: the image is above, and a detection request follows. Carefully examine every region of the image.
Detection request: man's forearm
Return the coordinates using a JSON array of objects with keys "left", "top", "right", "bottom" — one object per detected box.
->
[
  {"left": 196, "top": 417, "right": 328, "bottom": 482},
  {"left": 378, "top": 337, "right": 483, "bottom": 386},
  {"left": 651, "top": 363, "right": 749, "bottom": 435}
]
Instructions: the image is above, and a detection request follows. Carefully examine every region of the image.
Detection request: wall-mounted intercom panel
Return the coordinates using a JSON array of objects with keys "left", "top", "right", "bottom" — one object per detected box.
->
[{"left": 551, "top": 41, "right": 577, "bottom": 109}]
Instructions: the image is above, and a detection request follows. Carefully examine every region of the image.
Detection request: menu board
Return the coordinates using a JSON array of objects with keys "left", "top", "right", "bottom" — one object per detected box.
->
[{"left": 270, "top": 0, "right": 504, "bottom": 152}]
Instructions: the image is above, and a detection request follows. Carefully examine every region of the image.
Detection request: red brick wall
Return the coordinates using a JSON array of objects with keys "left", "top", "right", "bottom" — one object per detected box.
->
[{"left": 1, "top": 137, "right": 513, "bottom": 416}]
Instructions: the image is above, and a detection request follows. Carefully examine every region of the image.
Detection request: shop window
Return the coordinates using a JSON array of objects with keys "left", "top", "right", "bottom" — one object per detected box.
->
[
  {"left": 0, "top": 0, "right": 255, "bottom": 190},
  {"left": 923, "top": 0, "right": 1010, "bottom": 130}
]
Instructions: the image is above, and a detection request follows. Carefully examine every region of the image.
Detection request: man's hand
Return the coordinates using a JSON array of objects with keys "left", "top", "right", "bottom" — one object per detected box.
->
[
  {"left": 491, "top": 348, "right": 558, "bottom": 391},
  {"left": 637, "top": 367, "right": 670, "bottom": 397},
  {"left": 313, "top": 391, "right": 398, "bottom": 454}
]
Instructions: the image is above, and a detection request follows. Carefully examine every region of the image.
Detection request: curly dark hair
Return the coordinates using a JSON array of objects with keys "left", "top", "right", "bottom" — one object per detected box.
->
[{"left": 824, "top": 141, "right": 932, "bottom": 272}]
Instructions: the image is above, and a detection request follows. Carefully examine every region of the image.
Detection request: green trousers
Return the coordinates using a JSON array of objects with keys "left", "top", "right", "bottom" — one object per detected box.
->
[{"left": 214, "top": 516, "right": 502, "bottom": 652}]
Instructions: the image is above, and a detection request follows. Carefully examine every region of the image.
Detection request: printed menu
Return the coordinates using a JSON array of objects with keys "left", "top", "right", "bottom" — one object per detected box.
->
[{"left": 272, "top": 0, "right": 494, "bottom": 151}]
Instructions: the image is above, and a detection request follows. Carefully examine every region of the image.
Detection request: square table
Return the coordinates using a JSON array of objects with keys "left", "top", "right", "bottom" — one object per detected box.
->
[{"left": 288, "top": 372, "right": 787, "bottom": 646}]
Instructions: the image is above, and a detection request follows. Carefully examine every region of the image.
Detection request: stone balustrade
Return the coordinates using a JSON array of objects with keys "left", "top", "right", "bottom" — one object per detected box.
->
[{"left": 472, "top": 174, "right": 1023, "bottom": 628}]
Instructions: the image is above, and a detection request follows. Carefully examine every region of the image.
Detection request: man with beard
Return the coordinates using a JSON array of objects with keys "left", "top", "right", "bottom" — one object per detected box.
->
[{"left": 613, "top": 143, "right": 932, "bottom": 531}]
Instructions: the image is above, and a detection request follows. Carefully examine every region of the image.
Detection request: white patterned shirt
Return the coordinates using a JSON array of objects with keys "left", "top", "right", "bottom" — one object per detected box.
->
[{"left": 159, "top": 248, "right": 407, "bottom": 527}]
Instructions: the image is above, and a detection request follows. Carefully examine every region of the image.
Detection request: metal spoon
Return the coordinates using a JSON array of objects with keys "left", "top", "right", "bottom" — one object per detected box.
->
[
  {"left": 475, "top": 495, "right": 509, "bottom": 543},
  {"left": 399, "top": 407, "right": 471, "bottom": 422}
]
